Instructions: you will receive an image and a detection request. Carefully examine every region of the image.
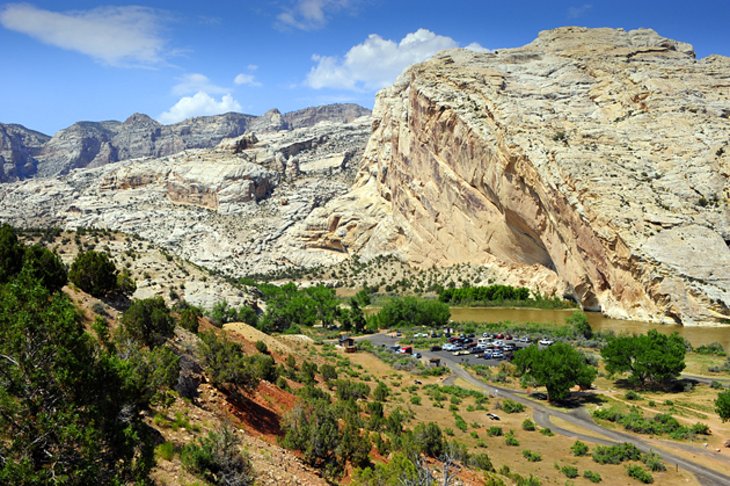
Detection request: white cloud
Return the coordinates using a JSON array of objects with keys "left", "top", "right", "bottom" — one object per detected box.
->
[
  {"left": 277, "top": 0, "right": 350, "bottom": 31},
  {"left": 233, "top": 73, "right": 261, "bottom": 87},
  {"left": 567, "top": 4, "right": 592, "bottom": 19},
  {"left": 0, "top": 3, "right": 166, "bottom": 66},
  {"left": 158, "top": 92, "right": 242, "bottom": 124},
  {"left": 172, "top": 73, "right": 228, "bottom": 96},
  {"left": 306, "top": 28, "right": 487, "bottom": 91}
]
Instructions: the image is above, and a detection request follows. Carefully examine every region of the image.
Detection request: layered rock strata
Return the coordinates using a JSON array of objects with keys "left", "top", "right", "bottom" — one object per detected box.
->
[{"left": 304, "top": 27, "right": 730, "bottom": 325}]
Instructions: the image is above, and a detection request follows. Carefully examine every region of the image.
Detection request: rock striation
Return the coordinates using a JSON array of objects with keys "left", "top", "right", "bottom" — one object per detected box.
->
[
  {"left": 0, "top": 115, "right": 372, "bottom": 276},
  {"left": 0, "top": 104, "right": 370, "bottom": 179},
  {"left": 0, "top": 123, "right": 50, "bottom": 181},
  {"left": 304, "top": 27, "right": 730, "bottom": 325}
]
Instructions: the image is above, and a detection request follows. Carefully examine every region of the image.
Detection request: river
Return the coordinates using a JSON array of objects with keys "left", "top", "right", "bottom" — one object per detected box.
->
[{"left": 369, "top": 306, "right": 730, "bottom": 350}]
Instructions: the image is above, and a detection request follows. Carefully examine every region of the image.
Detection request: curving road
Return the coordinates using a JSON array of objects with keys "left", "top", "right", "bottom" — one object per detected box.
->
[{"left": 363, "top": 333, "right": 730, "bottom": 486}]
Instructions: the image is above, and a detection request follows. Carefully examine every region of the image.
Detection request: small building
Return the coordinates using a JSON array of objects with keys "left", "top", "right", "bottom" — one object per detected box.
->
[{"left": 338, "top": 335, "right": 357, "bottom": 353}]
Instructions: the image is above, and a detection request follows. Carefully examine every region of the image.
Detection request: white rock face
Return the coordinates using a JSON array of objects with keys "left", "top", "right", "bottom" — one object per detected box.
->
[
  {"left": 307, "top": 27, "right": 730, "bottom": 325},
  {"left": 0, "top": 117, "right": 372, "bottom": 276}
]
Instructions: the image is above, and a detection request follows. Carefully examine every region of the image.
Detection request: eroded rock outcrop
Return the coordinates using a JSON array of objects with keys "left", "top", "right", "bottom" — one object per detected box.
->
[
  {"left": 2, "top": 104, "right": 370, "bottom": 179},
  {"left": 306, "top": 27, "right": 730, "bottom": 325},
  {"left": 0, "top": 115, "right": 372, "bottom": 276}
]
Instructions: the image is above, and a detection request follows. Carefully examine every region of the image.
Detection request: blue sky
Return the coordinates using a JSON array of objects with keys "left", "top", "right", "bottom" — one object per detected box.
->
[{"left": 1, "top": 1, "right": 728, "bottom": 135}]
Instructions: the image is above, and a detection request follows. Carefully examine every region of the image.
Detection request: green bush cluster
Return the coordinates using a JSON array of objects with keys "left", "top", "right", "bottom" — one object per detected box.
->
[
  {"left": 501, "top": 399, "right": 525, "bottom": 413},
  {"left": 591, "top": 443, "right": 641, "bottom": 465},
  {"left": 626, "top": 464, "right": 653, "bottom": 484},
  {"left": 371, "top": 296, "right": 450, "bottom": 329},
  {"left": 592, "top": 406, "right": 710, "bottom": 440}
]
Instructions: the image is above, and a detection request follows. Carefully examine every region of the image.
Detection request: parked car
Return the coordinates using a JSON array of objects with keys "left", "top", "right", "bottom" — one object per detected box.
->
[
  {"left": 517, "top": 336, "right": 530, "bottom": 343},
  {"left": 414, "top": 332, "right": 429, "bottom": 338},
  {"left": 483, "top": 350, "right": 494, "bottom": 359},
  {"left": 486, "top": 413, "right": 501, "bottom": 421},
  {"left": 492, "top": 350, "right": 505, "bottom": 360},
  {"left": 504, "top": 334, "right": 513, "bottom": 341},
  {"left": 413, "top": 352, "right": 422, "bottom": 359},
  {"left": 493, "top": 340, "right": 505, "bottom": 347},
  {"left": 442, "top": 343, "right": 457, "bottom": 351},
  {"left": 495, "top": 333, "right": 504, "bottom": 339},
  {"left": 503, "top": 343, "right": 516, "bottom": 351},
  {"left": 430, "top": 345, "right": 442, "bottom": 352},
  {"left": 539, "top": 339, "right": 555, "bottom": 346},
  {"left": 482, "top": 332, "right": 493, "bottom": 338},
  {"left": 453, "top": 349, "right": 471, "bottom": 356}
]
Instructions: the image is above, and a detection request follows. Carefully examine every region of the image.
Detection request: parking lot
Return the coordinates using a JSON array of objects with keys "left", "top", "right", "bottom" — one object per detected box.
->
[{"left": 366, "top": 332, "right": 536, "bottom": 368}]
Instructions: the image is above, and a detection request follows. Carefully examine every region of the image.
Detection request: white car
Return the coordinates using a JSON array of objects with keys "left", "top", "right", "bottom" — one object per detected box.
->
[
  {"left": 414, "top": 332, "right": 429, "bottom": 338},
  {"left": 539, "top": 339, "right": 555, "bottom": 346},
  {"left": 442, "top": 343, "right": 457, "bottom": 351}
]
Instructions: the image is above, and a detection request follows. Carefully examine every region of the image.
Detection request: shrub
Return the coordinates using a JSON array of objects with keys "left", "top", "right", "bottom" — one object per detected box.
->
[
  {"left": 505, "top": 430, "right": 519, "bottom": 446},
  {"left": 591, "top": 443, "right": 641, "bottom": 465},
  {"left": 453, "top": 413, "right": 468, "bottom": 432},
  {"left": 560, "top": 465, "right": 579, "bottom": 478},
  {"left": 583, "top": 470, "right": 602, "bottom": 483},
  {"left": 521, "top": 419, "right": 536, "bottom": 431},
  {"left": 155, "top": 441, "right": 176, "bottom": 461},
  {"left": 255, "top": 340, "right": 269, "bottom": 354},
  {"left": 410, "top": 395, "right": 421, "bottom": 405},
  {"left": 625, "top": 390, "right": 642, "bottom": 401},
  {"left": 695, "top": 342, "right": 726, "bottom": 356},
  {"left": 121, "top": 297, "right": 175, "bottom": 348},
  {"left": 502, "top": 399, "right": 525, "bottom": 413},
  {"left": 21, "top": 244, "right": 67, "bottom": 292},
  {"left": 571, "top": 440, "right": 589, "bottom": 456},
  {"left": 0, "top": 223, "right": 24, "bottom": 283},
  {"left": 69, "top": 250, "right": 118, "bottom": 297},
  {"left": 641, "top": 452, "right": 666, "bottom": 472},
  {"left": 181, "top": 425, "right": 253, "bottom": 485},
  {"left": 487, "top": 426, "right": 503, "bottom": 437},
  {"left": 626, "top": 464, "right": 653, "bottom": 484},
  {"left": 539, "top": 427, "right": 554, "bottom": 436},
  {"left": 469, "top": 452, "right": 494, "bottom": 472},
  {"left": 522, "top": 449, "right": 541, "bottom": 462},
  {"left": 178, "top": 304, "right": 202, "bottom": 333}
]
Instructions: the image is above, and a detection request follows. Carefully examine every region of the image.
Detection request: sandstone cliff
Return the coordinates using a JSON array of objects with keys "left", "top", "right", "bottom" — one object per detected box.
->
[
  {"left": 0, "top": 123, "right": 50, "bottom": 181},
  {"left": 0, "top": 116, "right": 372, "bottom": 276},
  {"left": 304, "top": 27, "right": 730, "bottom": 325},
  {"left": 1, "top": 104, "right": 370, "bottom": 179}
]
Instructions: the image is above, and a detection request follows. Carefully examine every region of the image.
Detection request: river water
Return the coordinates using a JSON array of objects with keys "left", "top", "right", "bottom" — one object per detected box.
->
[
  {"left": 448, "top": 307, "right": 730, "bottom": 350},
  {"left": 367, "top": 305, "right": 730, "bottom": 349}
]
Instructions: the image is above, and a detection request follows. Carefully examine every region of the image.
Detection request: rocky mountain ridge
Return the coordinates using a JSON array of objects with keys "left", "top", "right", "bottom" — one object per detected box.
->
[
  {"left": 0, "top": 103, "right": 370, "bottom": 181},
  {"left": 302, "top": 27, "right": 729, "bottom": 325},
  {"left": 0, "top": 115, "right": 372, "bottom": 276}
]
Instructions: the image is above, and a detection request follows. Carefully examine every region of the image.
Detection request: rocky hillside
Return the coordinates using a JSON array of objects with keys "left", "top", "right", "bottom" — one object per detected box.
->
[
  {"left": 304, "top": 27, "right": 730, "bottom": 326},
  {"left": 0, "top": 123, "right": 50, "bottom": 181},
  {"left": 0, "top": 115, "right": 371, "bottom": 276},
  {"left": 0, "top": 103, "right": 370, "bottom": 179}
]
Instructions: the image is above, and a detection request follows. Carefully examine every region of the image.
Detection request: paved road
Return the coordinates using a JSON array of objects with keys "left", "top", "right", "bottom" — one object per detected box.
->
[{"left": 362, "top": 333, "right": 730, "bottom": 486}]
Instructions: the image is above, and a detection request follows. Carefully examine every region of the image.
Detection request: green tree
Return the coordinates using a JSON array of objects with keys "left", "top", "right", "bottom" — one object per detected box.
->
[
  {"left": 566, "top": 311, "right": 592, "bottom": 339},
  {"left": 0, "top": 274, "right": 152, "bottom": 483},
  {"left": 121, "top": 297, "right": 175, "bottom": 348},
  {"left": 601, "top": 330, "right": 686, "bottom": 388},
  {"left": 21, "top": 244, "right": 67, "bottom": 292},
  {"left": 716, "top": 390, "right": 730, "bottom": 422},
  {"left": 199, "top": 332, "right": 258, "bottom": 390},
  {"left": 413, "top": 422, "right": 445, "bottom": 457},
  {"left": 513, "top": 342, "right": 597, "bottom": 402},
  {"left": 0, "top": 223, "right": 24, "bottom": 283},
  {"left": 178, "top": 304, "right": 202, "bottom": 333},
  {"left": 69, "top": 250, "right": 118, "bottom": 297},
  {"left": 375, "top": 297, "right": 449, "bottom": 329},
  {"left": 283, "top": 398, "right": 340, "bottom": 469}
]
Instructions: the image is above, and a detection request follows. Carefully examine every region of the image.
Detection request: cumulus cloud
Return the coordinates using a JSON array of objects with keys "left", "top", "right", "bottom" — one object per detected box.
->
[
  {"left": 158, "top": 92, "right": 242, "bottom": 124},
  {"left": 233, "top": 73, "right": 261, "bottom": 87},
  {"left": 0, "top": 3, "right": 166, "bottom": 66},
  {"left": 172, "top": 73, "right": 228, "bottom": 96},
  {"left": 277, "top": 0, "right": 351, "bottom": 30},
  {"left": 567, "top": 4, "right": 592, "bottom": 19},
  {"left": 306, "top": 28, "right": 487, "bottom": 91}
]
